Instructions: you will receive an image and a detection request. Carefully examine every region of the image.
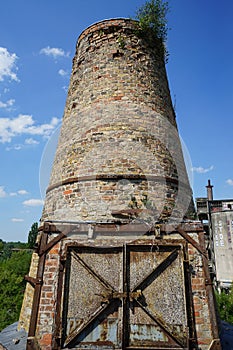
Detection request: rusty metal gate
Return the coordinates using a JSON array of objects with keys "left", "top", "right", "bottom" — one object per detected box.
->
[{"left": 62, "top": 242, "right": 193, "bottom": 349}]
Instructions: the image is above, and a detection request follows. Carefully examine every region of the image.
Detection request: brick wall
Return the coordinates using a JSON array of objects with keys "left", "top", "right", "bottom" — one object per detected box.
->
[
  {"left": 23, "top": 227, "right": 220, "bottom": 350},
  {"left": 41, "top": 18, "right": 193, "bottom": 227}
]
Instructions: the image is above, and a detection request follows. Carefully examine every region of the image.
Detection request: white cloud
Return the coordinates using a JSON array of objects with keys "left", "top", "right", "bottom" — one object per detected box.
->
[
  {"left": 192, "top": 165, "right": 214, "bottom": 174},
  {"left": 58, "top": 69, "right": 68, "bottom": 76},
  {"left": 0, "top": 47, "right": 19, "bottom": 82},
  {"left": 4, "top": 189, "right": 28, "bottom": 197},
  {"left": 0, "top": 186, "right": 6, "bottom": 198},
  {"left": 0, "top": 99, "right": 15, "bottom": 109},
  {"left": 18, "top": 189, "right": 28, "bottom": 195},
  {"left": 6, "top": 144, "right": 23, "bottom": 151},
  {"left": 25, "top": 138, "right": 39, "bottom": 145},
  {"left": 226, "top": 179, "right": 233, "bottom": 186},
  {"left": 0, "top": 114, "right": 60, "bottom": 143},
  {"left": 11, "top": 218, "right": 24, "bottom": 222},
  {"left": 23, "top": 198, "right": 44, "bottom": 207},
  {"left": 40, "top": 46, "right": 69, "bottom": 59}
]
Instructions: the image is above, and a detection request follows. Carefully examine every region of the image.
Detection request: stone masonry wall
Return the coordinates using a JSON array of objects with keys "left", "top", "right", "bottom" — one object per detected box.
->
[
  {"left": 41, "top": 18, "right": 193, "bottom": 226},
  {"left": 18, "top": 251, "right": 39, "bottom": 332}
]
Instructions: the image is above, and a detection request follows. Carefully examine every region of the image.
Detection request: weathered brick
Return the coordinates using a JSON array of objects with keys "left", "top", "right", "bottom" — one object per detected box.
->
[
  {"left": 39, "top": 18, "right": 193, "bottom": 226},
  {"left": 40, "top": 333, "right": 52, "bottom": 347},
  {"left": 63, "top": 190, "right": 72, "bottom": 195},
  {"left": 49, "top": 246, "right": 59, "bottom": 254}
]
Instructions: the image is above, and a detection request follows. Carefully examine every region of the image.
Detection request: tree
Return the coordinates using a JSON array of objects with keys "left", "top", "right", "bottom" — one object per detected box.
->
[
  {"left": 0, "top": 251, "right": 32, "bottom": 331},
  {"left": 0, "top": 239, "right": 3, "bottom": 252},
  {"left": 135, "top": 0, "right": 169, "bottom": 61},
  {"left": 27, "top": 222, "right": 38, "bottom": 249},
  {"left": 0, "top": 244, "right": 12, "bottom": 261},
  {"left": 215, "top": 286, "right": 233, "bottom": 325}
]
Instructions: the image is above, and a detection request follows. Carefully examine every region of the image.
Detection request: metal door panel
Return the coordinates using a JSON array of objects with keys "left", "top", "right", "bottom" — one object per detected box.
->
[
  {"left": 63, "top": 247, "right": 123, "bottom": 348},
  {"left": 127, "top": 245, "right": 187, "bottom": 349},
  {"left": 62, "top": 243, "right": 189, "bottom": 349}
]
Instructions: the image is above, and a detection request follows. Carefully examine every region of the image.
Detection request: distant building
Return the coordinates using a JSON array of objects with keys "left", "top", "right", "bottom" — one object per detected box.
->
[{"left": 196, "top": 180, "right": 233, "bottom": 290}]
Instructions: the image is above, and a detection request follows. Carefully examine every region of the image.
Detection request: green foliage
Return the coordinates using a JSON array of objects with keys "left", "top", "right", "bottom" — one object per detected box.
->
[
  {"left": 27, "top": 222, "right": 38, "bottom": 249},
  {"left": 215, "top": 285, "right": 233, "bottom": 324},
  {"left": 135, "top": 0, "right": 169, "bottom": 61},
  {"left": 135, "top": 0, "right": 169, "bottom": 41},
  {"left": 0, "top": 241, "right": 28, "bottom": 261},
  {"left": 0, "top": 250, "right": 32, "bottom": 331},
  {"left": 117, "top": 35, "right": 126, "bottom": 49},
  {"left": 0, "top": 239, "right": 4, "bottom": 252}
]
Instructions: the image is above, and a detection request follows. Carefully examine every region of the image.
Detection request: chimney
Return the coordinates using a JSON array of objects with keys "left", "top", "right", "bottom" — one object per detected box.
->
[
  {"left": 18, "top": 19, "right": 221, "bottom": 350},
  {"left": 206, "top": 179, "right": 214, "bottom": 201}
]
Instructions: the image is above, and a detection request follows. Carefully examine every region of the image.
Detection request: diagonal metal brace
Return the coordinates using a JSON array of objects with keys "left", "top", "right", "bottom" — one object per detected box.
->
[
  {"left": 38, "top": 223, "right": 77, "bottom": 256},
  {"left": 176, "top": 226, "right": 208, "bottom": 259},
  {"left": 38, "top": 232, "right": 66, "bottom": 256}
]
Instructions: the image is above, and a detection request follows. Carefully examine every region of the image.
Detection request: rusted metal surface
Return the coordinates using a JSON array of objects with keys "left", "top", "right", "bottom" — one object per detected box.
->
[
  {"left": 37, "top": 221, "right": 204, "bottom": 236},
  {"left": 199, "top": 231, "right": 222, "bottom": 348},
  {"left": 38, "top": 231, "right": 66, "bottom": 256},
  {"left": 53, "top": 258, "right": 66, "bottom": 350},
  {"left": 61, "top": 241, "right": 191, "bottom": 349},
  {"left": 182, "top": 242, "right": 197, "bottom": 349},
  {"left": 128, "top": 244, "right": 187, "bottom": 349},
  {"left": 26, "top": 226, "right": 67, "bottom": 350},
  {"left": 24, "top": 223, "right": 220, "bottom": 349},
  {"left": 39, "top": 222, "right": 59, "bottom": 233},
  {"left": 24, "top": 276, "right": 41, "bottom": 288},
  {"left": 176, "top": 225, "right": 208, "bottom": 258},
  {"left": 27, "top": 233, "right": 48, "bottom": 350},
  {"left": 62, "top": 246, "right": 122, "bottom": 348}
]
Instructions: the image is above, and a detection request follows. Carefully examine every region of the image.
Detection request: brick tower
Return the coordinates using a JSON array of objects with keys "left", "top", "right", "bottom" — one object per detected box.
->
[{"left": 19, "top": 19, "right": 221, "bottom": 350}]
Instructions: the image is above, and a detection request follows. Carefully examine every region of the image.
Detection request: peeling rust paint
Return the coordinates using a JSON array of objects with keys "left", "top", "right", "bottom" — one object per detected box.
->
[{"left": 62, "top": 242, "right": 190, "bottom": 349}]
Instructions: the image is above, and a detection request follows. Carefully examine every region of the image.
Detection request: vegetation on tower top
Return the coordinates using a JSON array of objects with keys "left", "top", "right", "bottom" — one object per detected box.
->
[{"left": 134, "top": 0, "right": 169, "bottom": 61}]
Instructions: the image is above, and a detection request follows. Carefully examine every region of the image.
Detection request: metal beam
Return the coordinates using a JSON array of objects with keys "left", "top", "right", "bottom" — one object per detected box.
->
[
  {"left": 27, "top": 233, "right": 48, "bottom": 348},
  {"left": 176, "top": 226, "right": 208, "bottom": 258}
]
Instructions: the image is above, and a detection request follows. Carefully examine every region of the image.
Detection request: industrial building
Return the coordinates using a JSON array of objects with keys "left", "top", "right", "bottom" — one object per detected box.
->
[{"left": 196, "top": 180, "right": 233, "bottom": 291}]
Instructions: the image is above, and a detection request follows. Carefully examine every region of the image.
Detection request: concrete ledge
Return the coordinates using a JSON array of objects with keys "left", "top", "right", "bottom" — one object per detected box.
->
[{"left": 0, "top": 323, "right": 27, "bottom": 350}]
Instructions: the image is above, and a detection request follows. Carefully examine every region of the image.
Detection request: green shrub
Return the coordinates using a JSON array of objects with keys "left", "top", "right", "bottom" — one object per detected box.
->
[
  {"left": 0, "top": 251, "right": 32, "bottom": 331},
  {"left": 135, "top": 0, "right": 169, "bottom": 61},
  {"left": 215, "top": 285, "right": 233, "bottom": 325}
]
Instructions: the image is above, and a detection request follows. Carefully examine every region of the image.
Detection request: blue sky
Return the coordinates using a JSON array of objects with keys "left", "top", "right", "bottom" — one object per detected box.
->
[{"left": 0, "top": 0, "right": 233, "bottom": 242}]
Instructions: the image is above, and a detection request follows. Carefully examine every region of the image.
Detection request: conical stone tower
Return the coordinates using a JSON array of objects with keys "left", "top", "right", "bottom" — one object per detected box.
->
[
  {"left": 19, "top": 19, "right": 221, "bottom": 350},
  {"left": 41, "top": 19, "right": 192, "bottom": 226}
]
